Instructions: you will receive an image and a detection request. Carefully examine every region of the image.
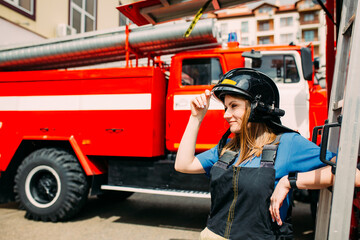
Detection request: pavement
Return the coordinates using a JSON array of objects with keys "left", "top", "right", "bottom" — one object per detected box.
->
[{"left": 0, "top": 193, "right": 315, "bottom": 240}]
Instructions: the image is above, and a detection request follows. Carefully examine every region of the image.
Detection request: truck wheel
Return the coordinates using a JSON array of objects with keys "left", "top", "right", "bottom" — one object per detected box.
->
[{"left": 14, "top": 148, "right": 88, "bottom": 222}]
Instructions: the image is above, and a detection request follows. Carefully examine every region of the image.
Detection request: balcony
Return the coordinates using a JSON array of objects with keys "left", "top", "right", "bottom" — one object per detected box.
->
[
  {"left": 257, "top": 35, "right": 274, "bottom": 45},
  {"left": 257, "top": 19, "right": 274, "bottom": 32},
  {"left": 301, "top": 29, "right": 319, "bottom": 43},
  {"left": 297, "top": 1, "right": 322, "bottom": 12},
  {"left": 300, "top": 19, "right": 320, "bottom": 25}
]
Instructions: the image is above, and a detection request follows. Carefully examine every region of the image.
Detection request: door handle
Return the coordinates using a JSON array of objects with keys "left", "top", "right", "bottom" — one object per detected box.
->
[
  {"left": 105, "top": 128, "right": 123, "bottom": 133},
  {"left": 319, "top": 115, "right": 342, "bottom": 174}
]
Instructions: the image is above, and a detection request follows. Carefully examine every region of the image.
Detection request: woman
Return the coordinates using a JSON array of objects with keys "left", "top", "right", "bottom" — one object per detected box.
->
[{"left": 175, "top": 68, "right": 358, "bottom": 239}]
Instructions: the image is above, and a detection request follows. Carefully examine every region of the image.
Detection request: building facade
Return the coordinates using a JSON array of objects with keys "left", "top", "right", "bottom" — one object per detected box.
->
[
  {"left": 0, "top": 0, "right": 326, "bottom": 66},
  {"left": 214, "top": 0, "right": 326, "bottom": 65},
  {"left": 0, "top": 0, "right": 122, "bottom": 46}
]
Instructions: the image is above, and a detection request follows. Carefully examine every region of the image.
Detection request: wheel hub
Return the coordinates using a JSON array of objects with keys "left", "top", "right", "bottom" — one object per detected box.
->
[
  {"left": 36, "top": 174, "right": 57, "bottom": 200},
  {"left": 25, "top": 165, "right": 61, "bottom": 208}
]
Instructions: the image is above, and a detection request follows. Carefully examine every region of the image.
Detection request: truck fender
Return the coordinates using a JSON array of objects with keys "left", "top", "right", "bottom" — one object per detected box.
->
[
  {"left": 20, "top": 135, "right": 94, "bottom": 176},
  {"left": 68, "top": 136, "right": 94, "bottom": 176}
]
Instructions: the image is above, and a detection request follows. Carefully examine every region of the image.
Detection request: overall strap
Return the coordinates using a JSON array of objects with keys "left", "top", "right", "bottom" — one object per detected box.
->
[
  {"left": 260, "top": 134, "right": 282, "bottom": 168},
  {"left": 217, "top": 128, "right": 232, "bottom": 158},
  {"left": 216, "top": 129, "right": 238, "bottom": 167},
  {"left": 218, "top": 150, "right": 238, "bottom": 166}
]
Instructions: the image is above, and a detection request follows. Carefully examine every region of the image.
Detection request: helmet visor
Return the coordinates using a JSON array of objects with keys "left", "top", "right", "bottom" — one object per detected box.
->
[{"left": 211, "top": 75, "right": 254, "bottom": 103}]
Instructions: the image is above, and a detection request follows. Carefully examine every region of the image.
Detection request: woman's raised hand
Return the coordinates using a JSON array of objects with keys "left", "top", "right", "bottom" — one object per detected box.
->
[{"left": 190, "top": 89, "right": 211, "bottom": 122}]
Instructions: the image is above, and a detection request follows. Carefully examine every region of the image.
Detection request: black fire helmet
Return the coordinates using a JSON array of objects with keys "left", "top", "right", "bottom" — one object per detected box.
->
[{"left": 212, "top": 68, "right": 295, "bottom": 134}]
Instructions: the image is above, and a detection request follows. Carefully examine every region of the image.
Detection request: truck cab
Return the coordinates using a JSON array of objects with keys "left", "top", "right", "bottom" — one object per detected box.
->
[{"left": 166, "top": 45, "right": 327, "bottom": 153}]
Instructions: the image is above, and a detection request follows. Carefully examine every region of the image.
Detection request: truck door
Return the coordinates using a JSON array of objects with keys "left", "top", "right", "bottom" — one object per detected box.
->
[
  {"left": 166, "top": 55, "right": 227, "bottom": 153},
  {"left": 250, "top": 51, "right": 310, "bottom": 138}
]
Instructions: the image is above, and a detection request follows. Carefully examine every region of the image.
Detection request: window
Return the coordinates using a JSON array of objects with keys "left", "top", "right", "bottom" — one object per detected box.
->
[
  {"left": 220, "top": 23, "right": 228, "bottom": 33},
  {"left": 240, "top": 37, "right": 249, "bottom": 45},
  {"left": 70, "top": 0, "right": 97, "bottom": 34},
  {"left": 280, "top": 33, "right": 293, "bottom": 44},
  {"left": 304, "top": 13, "right": 315, "bottom": 22},
  {"left": 220, "top": 23, "right": 228, "bottom": 40},
  {"left": 303, "top": 0, "right": 315, "bottom": 8},
  {"left": 258, "top": 36, "right": 271, "bottom": 45},
  {"left": 284, "top": 56, "right": 300, "bottom": 83},
  {"left": 304, "top": 30, "right": 315, "bottom": 42},
  {"left": 258, "top": 20, "right": 270, "bottom": 31},
  {"left": 258, "top": 6, "right": 272, "bottom": 13},
  {"left": 252, "top": 55, "right": 299, "bottom": 83},
  {"left": 0, "top": 0, "right": 35, "bottom": 19},
  {"left": 181, "top": 58, "right": 223, "bottom": 86},
  {"left": 280, "top": 17, "right": 293, "bottom": 27},
  {"left": 241, "top": 21, "right": 248, "bottom": 33}
]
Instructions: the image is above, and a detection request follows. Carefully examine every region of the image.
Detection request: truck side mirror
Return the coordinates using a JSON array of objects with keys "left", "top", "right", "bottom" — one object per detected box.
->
[{"left": 301, "top": 47, "right": 313, "bottom": 81}]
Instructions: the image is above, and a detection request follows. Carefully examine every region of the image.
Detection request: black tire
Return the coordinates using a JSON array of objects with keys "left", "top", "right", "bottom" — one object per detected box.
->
[{"left": 14, "top": 148, "right": 89, "bottom": 222}]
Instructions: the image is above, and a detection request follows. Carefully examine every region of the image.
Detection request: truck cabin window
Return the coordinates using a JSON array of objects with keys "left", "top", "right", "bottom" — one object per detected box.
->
[
  {"left": 181, "top": 58, "right": 223, "bottom": 86},
  {"left": 253, "top": 55, "right": 300, "bottom": 83}
]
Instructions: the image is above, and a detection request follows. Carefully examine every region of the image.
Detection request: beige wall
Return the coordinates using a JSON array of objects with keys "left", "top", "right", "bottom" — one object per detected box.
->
[
  {"left": 97, "top": 1, "right": 120, "bottom": 30},
  {"left": 0, "top": 0, "right": 120, "bottom": 39},
  {"left": 0, "top": 0, "right": 68, "bottom": 38},
  {"left": 0, "top": 4, "right": 40, "bottom": 35},
  {"left": 37, "top": 0, "right": 69, "bottom": 38},
  {"left": 0, "top": 17, "right": 45, "bottom": 47}
]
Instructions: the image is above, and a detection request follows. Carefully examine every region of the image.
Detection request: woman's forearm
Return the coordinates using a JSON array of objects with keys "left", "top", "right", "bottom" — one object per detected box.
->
[
  {"left": 175, "top": 90, "right": 211, "bottom": 174},
  {"left": 278, "top": 164, "right": 360, "bottom": 192},
  {"left": 174, "top": 115, "right": 205, "bottom": 174},
  {"left": 176, "top": 115, "right": 201, "bottom": 164},
  {"left": 296, "top": 165, "right": 335, "bottom": 189},
  {"left": 296, "top": 165, "right": 360, "bottom": 188}
]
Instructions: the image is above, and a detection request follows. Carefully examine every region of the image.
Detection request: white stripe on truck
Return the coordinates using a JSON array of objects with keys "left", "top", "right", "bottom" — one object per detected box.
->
[
  {"left": 173, "top": 94, "right": 224, "bottom": 110},
  {"left": 0, "top": 94, "right": 152, "bottom": 111}
]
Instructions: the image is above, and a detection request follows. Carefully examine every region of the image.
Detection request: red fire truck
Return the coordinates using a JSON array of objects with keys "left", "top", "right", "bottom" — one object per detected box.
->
[{"left": 0, "top": 19, "right": 327, "bottom": 222}]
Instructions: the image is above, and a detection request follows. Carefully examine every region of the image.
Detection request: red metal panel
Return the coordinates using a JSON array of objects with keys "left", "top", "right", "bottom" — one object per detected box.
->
[
  {"left": 307, "top": 45, "right": 328, "bottom": 141},
  {"left": 0, "top": 67, "right": 154, "bottom": 95},
  {"left": 116, "top": 0, "right": 161, "bottom": 26},
  {"left": 0, "top": 67, "right": 166, "bottom": 173},
  {"left": 325, "top": 0, "right": 335, "bottom": 104}
]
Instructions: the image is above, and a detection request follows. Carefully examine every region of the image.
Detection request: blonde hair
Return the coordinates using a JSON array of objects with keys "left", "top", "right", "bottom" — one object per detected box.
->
[{"left": 221, "top": 98, "right": 277, "bottom": 166}]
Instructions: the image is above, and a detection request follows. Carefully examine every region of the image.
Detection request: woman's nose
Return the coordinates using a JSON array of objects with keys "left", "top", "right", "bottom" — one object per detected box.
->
[{"left": 224, "top": 109, "right": 231, "bottom": 119}]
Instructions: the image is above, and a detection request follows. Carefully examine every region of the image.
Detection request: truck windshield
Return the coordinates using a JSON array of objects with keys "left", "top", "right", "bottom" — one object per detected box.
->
[
  {"left": 253, "top": 55, "right": 300, "bottom": 83},
  {"left": 182, "top": 58, "right": 223, "bottom": 86}
]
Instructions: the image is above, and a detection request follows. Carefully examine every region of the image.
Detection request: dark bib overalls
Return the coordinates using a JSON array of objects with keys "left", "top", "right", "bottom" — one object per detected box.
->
[{"left": 206, "top": 135, "right": 293, "bottom": 240}]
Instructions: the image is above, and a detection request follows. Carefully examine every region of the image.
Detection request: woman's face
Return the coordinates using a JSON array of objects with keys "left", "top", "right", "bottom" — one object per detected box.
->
[{"left": 223, "top": 95, "right": 247, "bottom": 134}]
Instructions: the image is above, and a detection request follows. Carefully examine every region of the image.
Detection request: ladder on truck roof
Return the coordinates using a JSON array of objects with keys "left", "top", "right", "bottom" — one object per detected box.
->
[{"left": 315, "top": 0, "right": 360, "bottom": 239}]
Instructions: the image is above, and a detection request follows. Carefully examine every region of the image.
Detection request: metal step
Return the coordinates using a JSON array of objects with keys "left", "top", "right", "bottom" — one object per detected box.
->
[
  {"left": 332, "top": 99, "right": 344, "bottom": 111},
  {"left": 101, "top": 185, "right": 210, "bottom": 199}
]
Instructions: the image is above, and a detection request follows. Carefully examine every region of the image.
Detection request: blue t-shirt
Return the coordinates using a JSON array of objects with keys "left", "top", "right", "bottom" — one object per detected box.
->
[{"left": 196, "top": 132, "right": 336, "bottom": 220}]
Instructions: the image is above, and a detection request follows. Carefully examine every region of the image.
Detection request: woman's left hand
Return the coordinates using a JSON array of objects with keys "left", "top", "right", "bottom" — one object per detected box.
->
[{"left": 269, "top": 175, "right": 291, "bottom": 226}]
